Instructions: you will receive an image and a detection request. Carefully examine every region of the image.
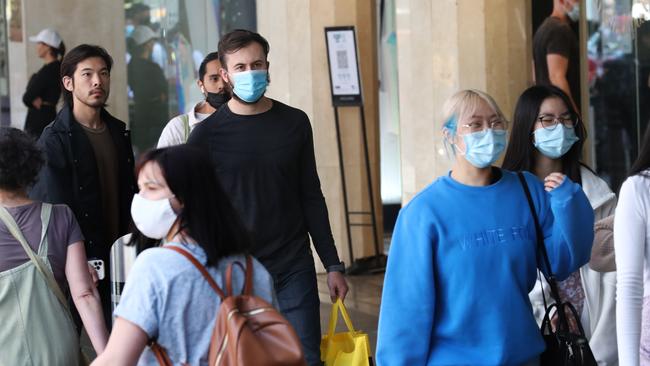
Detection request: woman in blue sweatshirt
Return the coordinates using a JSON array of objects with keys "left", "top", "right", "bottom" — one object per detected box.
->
[{"left": 376, "top": 89, "right": 594, "bottom": 365}]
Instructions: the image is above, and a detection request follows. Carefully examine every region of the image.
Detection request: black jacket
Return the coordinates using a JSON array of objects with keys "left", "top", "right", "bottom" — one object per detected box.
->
[
  {"left": 22, "top": 61, "right": 61, "bottom": 138},
  {"left": 30, "top": 106, "right": 136, "bottom": 263}
]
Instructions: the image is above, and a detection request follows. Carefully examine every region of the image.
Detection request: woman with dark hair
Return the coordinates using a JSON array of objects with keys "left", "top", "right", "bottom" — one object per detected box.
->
[
  {"left": 615, "top": 126, "right": 650, "bottom": 365},
  {"left": 0, "top": 127, "right": 107, "bottom": 364},
  {"left": 23, "top": 28, "right": 66, "bottom": 138},
  {"left": 92, "top": 145, "right": 277, "bottom": 365},
  {"left": 502, "top": 84, "right": 618, "bottom": 364},
  {"left": 376, "top": 89, "right": 593, "bottom": 365}
]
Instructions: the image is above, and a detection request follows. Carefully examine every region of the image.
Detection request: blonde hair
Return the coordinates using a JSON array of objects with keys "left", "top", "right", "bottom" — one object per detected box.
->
[{"left": 441, "top": 89, "right": 506, "bottom": 135}]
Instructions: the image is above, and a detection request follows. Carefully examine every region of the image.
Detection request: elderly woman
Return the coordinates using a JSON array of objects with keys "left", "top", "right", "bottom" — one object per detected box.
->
[{"left": 0, "top": 127, "right": 107, "bottom": 364}]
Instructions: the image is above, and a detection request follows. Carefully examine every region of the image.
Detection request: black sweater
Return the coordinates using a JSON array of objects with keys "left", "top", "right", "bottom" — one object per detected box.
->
[
  {"left": 22, "top": 60, "right": 61, "bottom": 137},
  {"left": 22, "top": 60, "right": 61, "bottom": 108},
  {"left": 187, "top": 100, "right": 340, "bottom": 274}
]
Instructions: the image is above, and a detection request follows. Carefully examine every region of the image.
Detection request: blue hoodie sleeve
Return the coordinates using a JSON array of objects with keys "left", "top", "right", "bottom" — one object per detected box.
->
[
  {"left": 376, "top": 202, "right": 436, "bottom": 365},
  {"left": 531, "top": 174, "right": 594, "bottom": 281}
]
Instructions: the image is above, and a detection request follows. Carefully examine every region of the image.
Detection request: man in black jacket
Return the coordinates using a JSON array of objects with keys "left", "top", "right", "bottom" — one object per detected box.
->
[{"left": 30, "top": 44, "right": 136, "bottom": 327}]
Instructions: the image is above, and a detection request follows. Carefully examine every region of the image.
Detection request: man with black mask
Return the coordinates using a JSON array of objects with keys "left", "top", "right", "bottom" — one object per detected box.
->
[{"left": 157, "top": 52, "right": 230, "bottom": 147}]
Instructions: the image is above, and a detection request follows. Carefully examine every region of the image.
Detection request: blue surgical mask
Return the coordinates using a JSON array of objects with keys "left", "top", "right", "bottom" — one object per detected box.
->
[
  {"left": 566, "top": 3, "right": 580, "bottom": 22},
  {"left": 457, "top": 129, "right": 507, "bottom": 168},
  {"left": 230, "top": 70, "right": 268, "bottom": 103},
  {"left": 533, "top": 125, "right": 579, "bottom": 159}
]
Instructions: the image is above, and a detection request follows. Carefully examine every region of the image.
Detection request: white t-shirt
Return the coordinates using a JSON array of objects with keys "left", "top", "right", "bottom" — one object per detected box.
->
[
  {"left": 615, "top": 171, "right": 650, "bottom": 365},
  {"left": 157, "top": 101, "right": 212, "bottom": 148}
]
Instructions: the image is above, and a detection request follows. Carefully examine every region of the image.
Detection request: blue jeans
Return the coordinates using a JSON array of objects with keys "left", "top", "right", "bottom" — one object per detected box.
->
[{"left": 273, "top": 261, "right": 323, "bottom": 366}]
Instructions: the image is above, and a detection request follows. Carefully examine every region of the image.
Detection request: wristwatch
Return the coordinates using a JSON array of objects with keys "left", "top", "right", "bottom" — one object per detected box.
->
[{"left": 326, "top": 261, "right": 346, "bottom": 274}]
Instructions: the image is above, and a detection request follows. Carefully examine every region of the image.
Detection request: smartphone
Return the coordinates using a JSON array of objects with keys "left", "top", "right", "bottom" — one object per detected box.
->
[{"left": 88, "top": 259, "right": 106, "bottom": 280}]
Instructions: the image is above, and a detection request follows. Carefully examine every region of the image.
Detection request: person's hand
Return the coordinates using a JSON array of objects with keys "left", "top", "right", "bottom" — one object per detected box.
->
[
  {"left": 87, "top": 263, "right": 99, "bottom": 287},
  {"left": 32, "top": 97, "right": 42, "bottom": 110},
  {"left": 327, "top": 271, "right": 349, "bottom": 303},
  {"left": 544, "top": 172, "right": 566, "bottom": 192}
]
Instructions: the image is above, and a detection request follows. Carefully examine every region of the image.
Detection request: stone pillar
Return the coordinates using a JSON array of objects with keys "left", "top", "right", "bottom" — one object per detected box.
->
[
  {"left": 8, "top": 0, "right": 128, "bottom": 128},
  {"left": 257, "top": 0, "right": 383, "bottom": 272},
  {"left": 395, "top": 0, "right": 532, "bottom": 203}
]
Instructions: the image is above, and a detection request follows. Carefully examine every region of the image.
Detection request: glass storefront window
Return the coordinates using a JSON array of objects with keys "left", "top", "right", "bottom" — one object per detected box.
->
[
  {"left": 0, "top": 0, "right": 9, "bottom": 127},
  {"left": 124, "top": 0, "right": 256, "bottom": 154},
  {"left": 587, "top": 0, "right": 646, "bottom": 191}
]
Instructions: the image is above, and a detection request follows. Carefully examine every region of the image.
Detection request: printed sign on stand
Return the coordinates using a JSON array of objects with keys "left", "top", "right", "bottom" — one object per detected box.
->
[{"left": 325, "top": 26, "right": 363, "bottom": 106}]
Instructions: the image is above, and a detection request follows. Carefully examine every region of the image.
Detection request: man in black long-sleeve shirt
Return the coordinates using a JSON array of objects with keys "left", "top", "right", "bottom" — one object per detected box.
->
[{"left": 187, "top": 30, "right": 348, "bottom": 365}]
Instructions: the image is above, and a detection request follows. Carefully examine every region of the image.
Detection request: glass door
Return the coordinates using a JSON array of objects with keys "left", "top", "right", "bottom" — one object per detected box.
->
[
  {"left": 124, "top": 0, "right": 256, "bottom": 154},
  {"left": 586, "top": 0, "right": 646, "bottom": 191}
]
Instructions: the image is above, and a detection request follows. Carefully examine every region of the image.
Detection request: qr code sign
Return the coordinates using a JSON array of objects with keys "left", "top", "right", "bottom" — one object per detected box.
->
[{"left": 337, "top": 50, "right": 349, "bottom": 69}]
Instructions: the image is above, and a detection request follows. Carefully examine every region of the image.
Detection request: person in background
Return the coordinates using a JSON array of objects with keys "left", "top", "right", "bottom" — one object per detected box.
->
[
  {"left": 91, "top": 145, "right": 277, "bottom": 365},
  {"left": 30, "top": 44, "right": 137, "bottom": 328},
  {"left": 502, "top": 84, "right": 618, "bottom": 365},
  {"left": 615, "top": 125, "right": 650, "bottom": 365},
  {"left": 23, "top": 28, "right": 65, "bottom": 138},
  {"left": 157, "top": 51, "right": 230, "bottom": 147},
  {"left": 0, "top": 127, "right": 107, "bottom": 364},
  {"left": 128, "top": 25, "right": 169, "bottom": 151},
  {"left": 533, "top": 0, "right": 581, "bottom": 112},
  {"left": 376, "top": 89, "right": 594, "bottom": 365}
]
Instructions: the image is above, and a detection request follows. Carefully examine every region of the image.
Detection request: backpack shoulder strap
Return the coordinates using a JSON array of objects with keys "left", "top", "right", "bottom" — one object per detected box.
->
[
  {"left": 0, "top": 203, "right": 69, "bottom": 309},
  {"left": 164, "top": 246, "right": 225, "bottom": 299},
  {"left": 181, "top": 114, "right": 190, "bottom": 143},
  {"left": 225, "top": 255, "right": 254, "bottom": 296}
]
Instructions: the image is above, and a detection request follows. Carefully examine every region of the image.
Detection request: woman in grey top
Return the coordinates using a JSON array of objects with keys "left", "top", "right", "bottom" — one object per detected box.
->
[
  {"left": 0, "top": 127, "right": 107, "bottom": 364},
  {"left": 92, "top": 145, "right": 277, "bottom": 365}
]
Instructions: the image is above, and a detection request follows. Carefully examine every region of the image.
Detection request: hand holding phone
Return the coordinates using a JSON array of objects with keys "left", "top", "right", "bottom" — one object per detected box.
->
[{"left": 87, "top": 259, "right": 105, "bottom": 281}]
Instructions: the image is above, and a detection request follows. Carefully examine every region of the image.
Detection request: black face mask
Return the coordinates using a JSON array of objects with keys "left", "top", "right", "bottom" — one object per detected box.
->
[{"left": 205, "top": 92, "right": 230, "bottom": 109}]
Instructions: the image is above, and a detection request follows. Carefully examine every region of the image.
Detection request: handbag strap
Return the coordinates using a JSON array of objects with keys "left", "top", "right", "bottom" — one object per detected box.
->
[
  {"left": 515, "top": 173, "right": 563, "bottom": 303},
  {"left": 0, "top": 203, "right": 69, "bottom": 309},
  {"left": 164, "top": 245, "right": 226, "bottom": 299},
  {"left": 327, "top": 298, "right": 356, "bottom": 337}
]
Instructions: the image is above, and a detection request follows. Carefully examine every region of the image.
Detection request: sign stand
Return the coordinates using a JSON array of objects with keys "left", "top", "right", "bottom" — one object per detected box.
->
[{"left": 325, "top": 26, "right": 386, "bottom": 275}]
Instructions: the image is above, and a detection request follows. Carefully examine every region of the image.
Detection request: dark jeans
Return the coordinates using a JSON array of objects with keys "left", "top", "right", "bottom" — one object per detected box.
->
[{"left": 273, "top": 261, "right": 323, "bottom": 366}]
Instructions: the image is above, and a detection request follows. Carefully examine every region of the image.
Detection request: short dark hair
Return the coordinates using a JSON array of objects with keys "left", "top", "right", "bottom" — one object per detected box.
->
[
  {"left": 218, "top": 29, "right": 269, "bottom": 68},
  {"left": 198, "top": 51, "right": 220, "bottom": 81},
  {"left": 0, "top": 127, "right": 44, "bottom": 191},
  {"left": 502, "top": 85, "right": 587, "bottom": 184},
  {"left": 129, "top": 145, "right": 251, "bottom": 265},
  {"left": 60, "top": 44, "right": 113, "bottom": 106}
]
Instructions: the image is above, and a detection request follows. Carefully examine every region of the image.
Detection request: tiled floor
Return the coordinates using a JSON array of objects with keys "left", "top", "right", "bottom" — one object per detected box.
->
[{"left": 317, "top": 273, "right": 384, "bottom": 357}]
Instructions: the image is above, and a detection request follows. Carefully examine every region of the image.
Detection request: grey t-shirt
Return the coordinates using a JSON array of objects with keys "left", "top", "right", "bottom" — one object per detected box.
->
[
  {"left": 0, "top": 202, "right": 84, "bottom": 290},
  {"left": 114, "top": 242, "right": 278, "bottom": 366}
]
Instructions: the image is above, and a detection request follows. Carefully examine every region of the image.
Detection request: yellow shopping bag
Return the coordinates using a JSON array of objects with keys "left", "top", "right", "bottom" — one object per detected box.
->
[{"left": 320, "top": 298, "right": 372, "bottom": 366}]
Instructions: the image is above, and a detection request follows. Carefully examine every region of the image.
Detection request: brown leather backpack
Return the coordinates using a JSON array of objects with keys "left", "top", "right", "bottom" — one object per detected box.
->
[{"left": 149, "top": 246, "right": 306, "bottom": 366}]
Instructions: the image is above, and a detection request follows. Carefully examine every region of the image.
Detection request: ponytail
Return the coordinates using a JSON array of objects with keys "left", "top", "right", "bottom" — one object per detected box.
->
[{"left": 56, "top": 41, "right": 66, "bottom": 59}]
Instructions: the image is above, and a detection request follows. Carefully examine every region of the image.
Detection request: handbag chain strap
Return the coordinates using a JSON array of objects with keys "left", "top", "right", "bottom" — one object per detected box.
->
[{"left": 516, "top": 173, "right": 564, "bottom": 303}]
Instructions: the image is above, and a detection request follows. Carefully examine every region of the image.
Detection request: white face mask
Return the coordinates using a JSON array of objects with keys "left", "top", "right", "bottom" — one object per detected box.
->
[{"left": 130, "top": 193, "right": 178, "bottom": 240}]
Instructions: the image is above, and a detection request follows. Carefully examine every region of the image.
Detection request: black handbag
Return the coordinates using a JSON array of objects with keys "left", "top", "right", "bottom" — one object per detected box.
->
[{"left": 516, "top": 172, "right": 597, "bottom": 366}]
